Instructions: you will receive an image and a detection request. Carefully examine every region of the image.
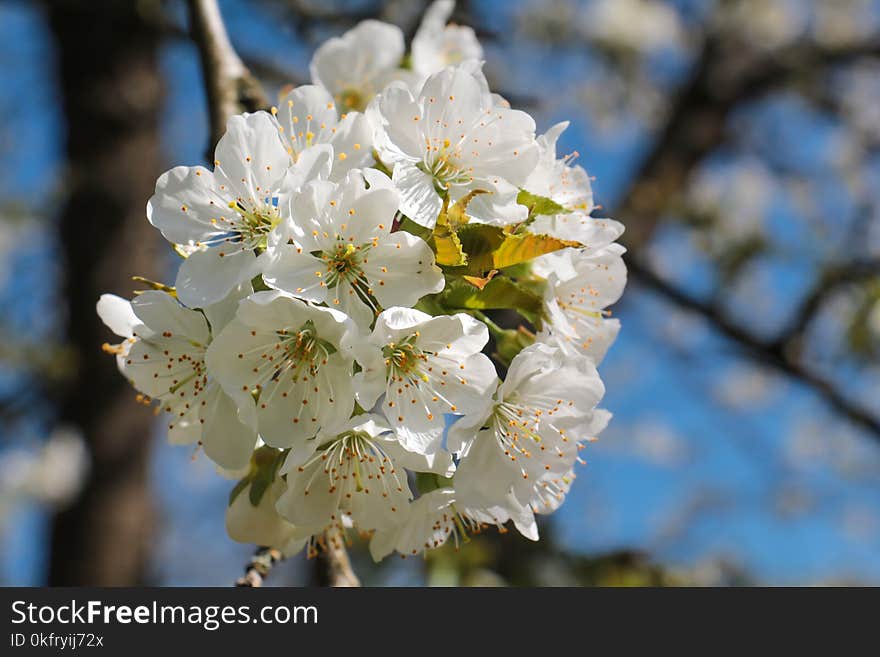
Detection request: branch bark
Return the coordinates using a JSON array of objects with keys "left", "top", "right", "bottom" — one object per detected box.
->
[
  {"left": 773, "top": 259, "right": 880, "bottom": 350},
  {"left": 617, "top": 33, "right": 880, "bottom": 252},
  {"left": 236, "top": 547, "right": 282, "bottom": 587},
  {"left": 187, "top": 0, "right": 269, "bottom": 154},
  {"left": 628, "top": 257, "right": 880, "bottom": 440},
  {"left": 611, "top": 18, "right": 880, "bottom": 441}
]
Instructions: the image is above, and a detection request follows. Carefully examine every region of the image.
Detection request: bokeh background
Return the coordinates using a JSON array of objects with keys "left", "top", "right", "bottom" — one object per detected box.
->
[{"left": 2, "top": 0, "right": 880, "bottom": 586}]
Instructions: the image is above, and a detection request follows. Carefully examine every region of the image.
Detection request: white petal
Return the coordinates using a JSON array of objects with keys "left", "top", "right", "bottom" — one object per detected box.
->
[
  {"left": 328, "top": 112, "right": 374, "bottom": 178},
  {"left": 277, "top": 84, "right": 338, "bottom": 155},
  {"left": 310, "top": 20, "right": 405, "bottom": 106},
  {"left": 282, "top": 143, "right": 334, "bottom": 193},
  {"left": 213, "top": 112, "right": 290, "bottom": 201},
  {"left": 453, "top": 428, "right": 519, "bottom": 508},
  {"left": 262, "top": 245, "right": 328, "bottom": 304},
  {"left": 369, "top": 488, "right": 456, "bottom": 560},
  {"left": 201, "top": 281, "right": 253, "bottom": 336},
  {"left": 367, "top": 82, "right": 425, "bottom": 163},
  {"left": 200, "top": 383, "right": 258, "bottom": 470},
  {"left": 391, "top": 164, "right": 443, "bottom": 228},
  {"left": 226, "top": 477, "right": 300, "bottom": 549},
  {"left": 147, "top": 165, "right": 224, "bottom": 245},
  {"left": 412, "top": 1, "right": 483, "bottom": 76},
  {"left": 130, "top": 290, "right": 210, "bottom": 345},
  {"left": 97, "top": 294, "right": 140, "bottom": 339},
  {"left": 361, "top": 232, "right": 444, "bottom": 307},
  {"left": 175, "top": 247, "right": 259, "bottom": 308}
]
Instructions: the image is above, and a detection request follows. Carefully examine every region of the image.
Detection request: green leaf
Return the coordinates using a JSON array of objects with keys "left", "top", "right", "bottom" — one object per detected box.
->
[
  {"left": 456, "top": 224, "right": 581, "bottom": 274},
  {"left": 430, "top": 190, "right": 490, "bottom": 267},
  {"left": 517, "top": 189, "right": 570, "bottom": 217},
  {"left": 432, "top": 226, "right": 468, "bottom": 267},
  {"left": 494, "top": 325, "right": 537, "bottom": 365},
  {"left": 228, "top": 446, "right": 285, "bottom": 508},
  {"left": 440, "top": 276, "right": 545, "bottom": 319},
  {"left": 228, "top": 477, "right": 250, "bottom": 507}
]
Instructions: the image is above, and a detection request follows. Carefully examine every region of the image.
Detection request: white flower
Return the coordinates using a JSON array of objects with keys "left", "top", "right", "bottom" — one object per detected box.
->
[
  {"left": 310, "top": 20, "right": 409, "bottom": 112},
  {"left": 524, "top": 121, "right": 625, "bottom": 245},
  {"left": 97, "top": 293, "right": 142, "bottom": 364},
  {"left": 369, "top": 486, "right": 537, "bottom": 560},
  {"left": 411, "top": 0, "right": 483, "bottom": 77},
  {"left": 275, "top": 84, "right": 373, "bottom": 179},
  {"left": 526, "top": 468, "right": 576, "bottom": 515},
  {"left": 98, "top": 287, "right": 258, "bottom": 470},
  {"left": 226, "top": 470, "right": 305, "bottom": 557},
  {"left": 205, "top": 291, "right": 357, "bottom": 449},
  {"left": 275, "top": 414, "right": 432, "bottom": 536},
  {"left": 353, "top": 307, "right": 497, "bottom": 465},
  {"left": 367, "top": 66, "right": 539, "bottom": 229},
  {"left": 449, "top": 343, "right": 607, "bottom": 509},
  {"left": 536, "top": 244, "right": 627, "bottom": 364},
  {"left": 147, "top": 112, "right": 296, "bottom": 307},
  {"left": 262, "top": 171, "right": 444, "bottom": 329}
]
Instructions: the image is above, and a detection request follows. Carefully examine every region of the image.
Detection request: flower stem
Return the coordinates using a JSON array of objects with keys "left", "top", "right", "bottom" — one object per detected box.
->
[{"left": 471, "top": 310, "right": 506, "bottom": 340}]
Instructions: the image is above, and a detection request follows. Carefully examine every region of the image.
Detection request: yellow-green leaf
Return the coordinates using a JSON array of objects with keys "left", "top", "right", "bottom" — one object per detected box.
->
[
  {"left": 492, "top": 231, "right": 580, "bottom": 270},
  {"left": 440, "top": 276, "right": 545, "bottom": 319},
  {"left": 228, "top": 446, "right": 285, "bottom": 508},
  {"left": 456, "top": 224, "right": 581, "bottom": 274},
  {"left": 517, "top": 189, "right": 570, "bottom": 217},
  {"left": 432, "top": 227, "right": 468, "bottom": 267}
]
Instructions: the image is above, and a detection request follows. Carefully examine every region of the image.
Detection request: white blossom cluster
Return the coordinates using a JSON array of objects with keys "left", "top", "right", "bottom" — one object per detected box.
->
[{"left": 98, "top": 1, "right": 626, "bottom": 561}]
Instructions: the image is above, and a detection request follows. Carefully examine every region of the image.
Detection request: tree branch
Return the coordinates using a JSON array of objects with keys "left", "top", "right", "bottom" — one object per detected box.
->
[
  {"left": 186, "top": 0, "right": 269, "bottom": 154},
  {"left": 628, "top": 257, "right": 880, "bottom": 441},
  {"left": 617, "top": 32, "right": 880, "bottom": 252},
  {"left": 773, "top": 259, "right": 880, "bottom": 350},
  {"left": 235, "top": 546, "right": 282, "bottom": 587}
]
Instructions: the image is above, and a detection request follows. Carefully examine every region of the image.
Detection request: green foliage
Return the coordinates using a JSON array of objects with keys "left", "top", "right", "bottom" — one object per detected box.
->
[
  {"left": 456, "top": 224, "right": 580, "bottom": 274},
  {"left": 439, "top": 277, "right": 544, "bottom": 320},
  {"left": 229, "top": 446, "right": 285, "bottom": 507},
  {"left": 493, "top": 325, "right": 537, "bottom": 364},
  {"left": 516, "top": 189, "right": 570, "bottom": 219}
]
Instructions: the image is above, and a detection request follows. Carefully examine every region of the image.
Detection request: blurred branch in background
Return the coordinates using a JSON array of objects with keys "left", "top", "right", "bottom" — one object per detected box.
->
[
  {"left": 187, "top": 0, "right": 269, "bottom": 153},
  {"left": 627, "top": 258, "right": 880, "bottom": 438},
  {"left": 44, "top": 0, "right": 165, "bottom": 584},
  {"left": 609, "top": 7, "right": 880, "bottom": 439},
  {"left": 235, "top": 547, "right": 281, "bottom": 587}
]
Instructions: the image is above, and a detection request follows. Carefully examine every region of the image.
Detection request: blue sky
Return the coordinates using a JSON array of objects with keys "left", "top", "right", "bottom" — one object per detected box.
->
[{"left": 1, "top": 0, "right": 879, "bottom": 585}]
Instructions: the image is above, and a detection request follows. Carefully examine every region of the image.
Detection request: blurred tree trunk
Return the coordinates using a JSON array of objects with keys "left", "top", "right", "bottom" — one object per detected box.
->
[{"left": 46, "top": 0, "right": 164, "bottom": 585}]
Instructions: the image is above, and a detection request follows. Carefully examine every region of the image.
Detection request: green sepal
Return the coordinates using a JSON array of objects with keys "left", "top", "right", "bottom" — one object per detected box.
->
[
  {"left": 250, "top": 274, "right": 271, "bottom": 292},
  {"left": 132, "top": 276, "right": 176, "bottom": 297}
]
